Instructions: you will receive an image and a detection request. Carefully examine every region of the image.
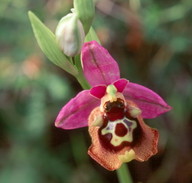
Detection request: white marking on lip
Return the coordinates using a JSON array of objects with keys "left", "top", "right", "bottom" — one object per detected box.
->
[{"left": 101, "top": 117, "right": 137, "bottom": 146}]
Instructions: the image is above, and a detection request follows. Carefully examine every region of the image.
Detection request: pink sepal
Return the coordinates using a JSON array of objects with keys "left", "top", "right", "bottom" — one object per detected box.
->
[
  {"left": 55, "top": 90, "right": 99, "bottom": 129},
  {"left": 123, "top": 82, "right": 172, "bottom": 118},
  {"left": 81, "top": 41, "right": 120, "bottom": 87}
]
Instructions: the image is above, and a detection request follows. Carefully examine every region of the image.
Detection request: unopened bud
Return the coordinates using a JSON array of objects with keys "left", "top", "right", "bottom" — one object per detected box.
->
[{"left": 55, "top": 13, "right": 85, "bottom": 57}]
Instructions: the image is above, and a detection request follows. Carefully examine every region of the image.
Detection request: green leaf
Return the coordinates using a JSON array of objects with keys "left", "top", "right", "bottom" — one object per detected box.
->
[
  {"left": 85, "top": 26, "right": 100, "bottom": 44},
  {"left": 28, "top": 11, "right": 78, "bottom": 76},
  {"left": 74, "top": 0, "right": 95, "bottom": 34}
]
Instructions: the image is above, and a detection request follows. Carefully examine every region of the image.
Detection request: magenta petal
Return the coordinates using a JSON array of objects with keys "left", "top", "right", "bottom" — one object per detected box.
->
[
  {"left": 123, "top": 82, "right": 172, "bottom": 118},
  {"left": 81, "top": 41, "right": 120, "bottom": 86},
  {"left": 113, "top": 78, "right": 129, "bottom": 92},
  {"left": 55, "top": 90, "right": 100, "bottom": 129},
  {"left": 90, "top": 85, "right": 107, "bottom": 99}
]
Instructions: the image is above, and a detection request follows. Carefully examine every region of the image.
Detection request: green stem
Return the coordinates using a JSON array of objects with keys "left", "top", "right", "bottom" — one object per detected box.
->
[
  {"left": 70, "top": 132, "right": 89, "bottom": 164},
  {"left": 74, "top": 55, "right": 90, "bottom": 89},
  {"left": 117, "top": 164, "right": 133, "bottom": 183},
  {"left": 76, "top": 71, "right": 90, "bottom": 89}
]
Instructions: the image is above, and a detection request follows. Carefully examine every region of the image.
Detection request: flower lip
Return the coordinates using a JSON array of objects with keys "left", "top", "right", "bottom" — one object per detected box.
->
[{"left": 88, "top": 100, "right": 159, "bottom": 171}]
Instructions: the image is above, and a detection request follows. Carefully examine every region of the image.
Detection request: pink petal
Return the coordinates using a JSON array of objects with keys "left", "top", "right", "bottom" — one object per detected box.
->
[
  {"left": 81, "top": 41, "right": 120, "bottom": 86},
  {"left": 55, "top": 90, "right": 100, "bottom": 129},
  {"left": 90, "top": 85, "right": 107, "bottom": 99},
  {"left": 123, "top": 82, "right": 172, "bottom": 118},
  {"left": 113, "top": 78, "right": 129, "bottom": 92}
]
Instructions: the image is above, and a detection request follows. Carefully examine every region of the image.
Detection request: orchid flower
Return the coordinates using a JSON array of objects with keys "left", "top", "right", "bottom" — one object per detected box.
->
[{"left": 55, "top": 41, "right": 171, "bottom": 171}]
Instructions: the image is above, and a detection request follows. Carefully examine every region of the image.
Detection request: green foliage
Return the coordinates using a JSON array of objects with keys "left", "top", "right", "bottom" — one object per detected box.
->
[
  {"left": 28, "top": 11, "right": 77, "bottom": 76},
  {"left": 85, "top": 26, "right": 101, "bottom": 43}
]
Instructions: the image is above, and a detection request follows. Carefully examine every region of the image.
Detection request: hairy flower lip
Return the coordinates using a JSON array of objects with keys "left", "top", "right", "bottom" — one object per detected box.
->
[{"left": 88, "top": 100, "right": 159, "bottom": 171}]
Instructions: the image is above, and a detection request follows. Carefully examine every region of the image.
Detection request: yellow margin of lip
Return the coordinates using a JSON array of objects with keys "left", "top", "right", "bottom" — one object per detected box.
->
[
  {"left": 92, "top": 114, "right": 103, "bottom": 127},
  {"left": 118, "top": 149, "right": 135, "bottom": 163},
  {"left": 129, "top": 107, "right": 141, "bottom": 118}
]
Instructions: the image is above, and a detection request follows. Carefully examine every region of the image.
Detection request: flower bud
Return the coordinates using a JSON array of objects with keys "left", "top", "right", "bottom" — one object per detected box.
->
[
  {"left": 73, "top": 0, "right": 95, "bottom": 34},
  {"left": 55, "top": 13, "right": 85, "bottom": 57}
]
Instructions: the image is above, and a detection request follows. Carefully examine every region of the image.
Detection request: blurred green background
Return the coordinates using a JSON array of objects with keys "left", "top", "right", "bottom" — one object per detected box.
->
[{"left": 0, "top": 0, "right": 192, "bottom": 182}]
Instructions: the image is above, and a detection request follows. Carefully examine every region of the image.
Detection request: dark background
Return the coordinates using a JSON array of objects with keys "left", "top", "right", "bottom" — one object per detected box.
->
[{"left": 0, "top": 0, "right": 192, "bottom": 182}]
